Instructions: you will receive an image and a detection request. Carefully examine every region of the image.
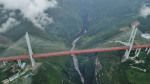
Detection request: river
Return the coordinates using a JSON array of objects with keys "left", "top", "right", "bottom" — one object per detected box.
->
[{"left": 71, "top": 36, "right": 85, "bottom": 84}]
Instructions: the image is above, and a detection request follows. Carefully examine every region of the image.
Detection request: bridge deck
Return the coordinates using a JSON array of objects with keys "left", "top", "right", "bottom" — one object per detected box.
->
[{"left": 0, "top": 44, "right": 150, "bottom": 62}]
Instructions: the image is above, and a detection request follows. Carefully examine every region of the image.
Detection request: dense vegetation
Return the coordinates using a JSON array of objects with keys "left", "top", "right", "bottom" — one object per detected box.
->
[{"left": 0, "top": 0, "right": 150, "bottom": 84}]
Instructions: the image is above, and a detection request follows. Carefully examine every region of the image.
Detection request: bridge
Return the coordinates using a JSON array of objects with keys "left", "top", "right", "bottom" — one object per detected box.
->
[
  {"left": 0, "top": 44, "right": 150, "bottom": 61},
  {"left": 1, "top": 26, "right": 150, "bottom": 67}
]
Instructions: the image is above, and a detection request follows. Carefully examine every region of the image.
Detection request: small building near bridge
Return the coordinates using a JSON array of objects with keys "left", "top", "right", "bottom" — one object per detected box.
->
[
  {"left": 2, "top": 79, "right": 9, "bottom": 84},
  {"left": 141, "top": 33, "right": 150, "bottom": 40}
]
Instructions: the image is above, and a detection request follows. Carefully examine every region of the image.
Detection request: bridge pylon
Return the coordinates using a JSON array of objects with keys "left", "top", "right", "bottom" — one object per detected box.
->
[
  {"left": 147, "top": 48, "right": 150, "bottom": 55},
  {"left": 17, "top": 60, "right": 22, "bottom": 67},
  {"left": 121, "top": 26, "right": 138, "bottom": 62},
  {"left": 135, "top": 48, "right": 141, "bottom": 57},
  {"left": 145, "top": 48, "right": 148, "bottom": 52},
  {"left": 25, "top": 32, "right": 35, "bottom": 67}
]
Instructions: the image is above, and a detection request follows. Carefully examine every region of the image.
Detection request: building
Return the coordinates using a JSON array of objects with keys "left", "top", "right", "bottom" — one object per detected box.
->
[
  {"left": 131, "top": 21, "right": 140, "bottom": 28},
  {"left": 141, "top": 33, "right": 150, "bottom": 40},
  {"left": 2, "top": 79, "right": 9, "bottom": 84},
  {"left": 21, "top": 63, "right": 26, "bottom": 69},
  {"left": 119, "top": 26, "right": 130, "bottom": 31}
]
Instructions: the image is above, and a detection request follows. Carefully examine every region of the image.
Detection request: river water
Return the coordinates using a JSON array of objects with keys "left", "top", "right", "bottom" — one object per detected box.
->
[{"left": 71, "top": 36, "right": 85, "bottom": 84}]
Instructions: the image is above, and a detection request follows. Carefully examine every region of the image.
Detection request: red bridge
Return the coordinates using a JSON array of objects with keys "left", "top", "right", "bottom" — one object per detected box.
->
[{"left": 0, "top": 44, "right": 150, "bottom": 62}]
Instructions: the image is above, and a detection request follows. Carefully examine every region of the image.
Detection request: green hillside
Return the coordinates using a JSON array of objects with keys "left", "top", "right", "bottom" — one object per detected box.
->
[{"left": 0, "top": 0, "right": 150, "bottom": 84}]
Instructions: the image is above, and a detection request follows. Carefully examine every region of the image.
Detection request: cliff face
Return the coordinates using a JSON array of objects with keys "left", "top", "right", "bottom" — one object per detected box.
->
[{"left": 77, "top": 28, "right": 150, "bottom": 84}]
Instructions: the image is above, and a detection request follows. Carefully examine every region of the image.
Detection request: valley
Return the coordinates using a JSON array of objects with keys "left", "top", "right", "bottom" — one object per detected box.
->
[
  {"left": 71, "top": 36, "right": 84, "bottom": 84},
  {"left": 0, "top": 0, "right": 150, "bottom": 84}
]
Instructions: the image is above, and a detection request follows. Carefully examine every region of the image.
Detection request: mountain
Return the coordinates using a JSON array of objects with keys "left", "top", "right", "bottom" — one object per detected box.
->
[
  {"left": 77, "top": 28, "right": 150, "bottom": 84},
  {"left": 0, "top": 35, "right": 12, "bottom": 47},
  {"left": 0, "top": 0, "right": 150, "bottom": 84}
]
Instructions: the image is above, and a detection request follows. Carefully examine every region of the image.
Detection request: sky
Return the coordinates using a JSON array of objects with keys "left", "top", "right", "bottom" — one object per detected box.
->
[{"left": 0, "top": 0, "right": 57, "bottom": 33}]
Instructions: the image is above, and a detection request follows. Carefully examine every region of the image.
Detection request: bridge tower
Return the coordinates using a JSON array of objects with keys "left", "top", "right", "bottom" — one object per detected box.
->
[
  {"left": 25, "top": 32, "right": 35, "bottom": 67},
  {"left": 123, "top": 26, "right": 138, "bottom": 61}
]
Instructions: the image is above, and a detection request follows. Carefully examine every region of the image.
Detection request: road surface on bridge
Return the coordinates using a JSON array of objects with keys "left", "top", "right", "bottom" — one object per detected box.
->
[{"left": 0, "top": 44, "right": 150, "bottom": 62}]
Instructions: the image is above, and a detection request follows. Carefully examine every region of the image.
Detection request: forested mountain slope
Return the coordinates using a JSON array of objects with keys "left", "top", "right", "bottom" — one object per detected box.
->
[{"left": 0, "top": 0, "right": 150, "bottom": 84}]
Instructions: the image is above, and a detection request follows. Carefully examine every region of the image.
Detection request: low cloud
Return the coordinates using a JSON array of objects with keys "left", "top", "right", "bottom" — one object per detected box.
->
[
  {"left": 9, "top": 12, "right": 16, "bottom": 17},
  {"left": 0, "top": 17, "right": 20, "bottom": 33},
  {"left": 0, "top": 0, "right": 57, "bottom": 29},
  {"left": 140, "top": 5, "right": 150, "bottom": 18}
]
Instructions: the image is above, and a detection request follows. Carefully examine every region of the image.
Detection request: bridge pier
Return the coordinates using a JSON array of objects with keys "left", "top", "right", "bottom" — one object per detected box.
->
[
  {"left": 135, "top": 48, "right": 141, "bottom": 57},
  {"left": 145, "top": 48, "right": 148, "bottom": 52},
  {"left": 147, "top": 48, "right": 150, "bottom": 55},
  {"left": 25, "top": 32, "right": 35, "bottom": 67},
  {"left": 123, "top": 26, "right": 137, "bottom": 61},
  {"left": 135, "top": 49, "right": 138, "bottom": 54},
  {"left": 3, "top": 61, "right": 6, "bottom": 66},
  {"left": 17, "top": 60, "right": 21, "bottom": 67}
]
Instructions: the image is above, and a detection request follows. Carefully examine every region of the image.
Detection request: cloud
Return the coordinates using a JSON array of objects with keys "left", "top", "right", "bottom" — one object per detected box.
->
[
  {"left": 140, "top": 5, "right": 150, "bottom": 18},
  {"left": 0, "top": 17, "right": 20, "bottom": 33},
  {"left": 0, "top": 0, "right": 57, "bottom": 29},
  {"left": 9, "top": 12, "right": 16, "bottom": 17}
]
